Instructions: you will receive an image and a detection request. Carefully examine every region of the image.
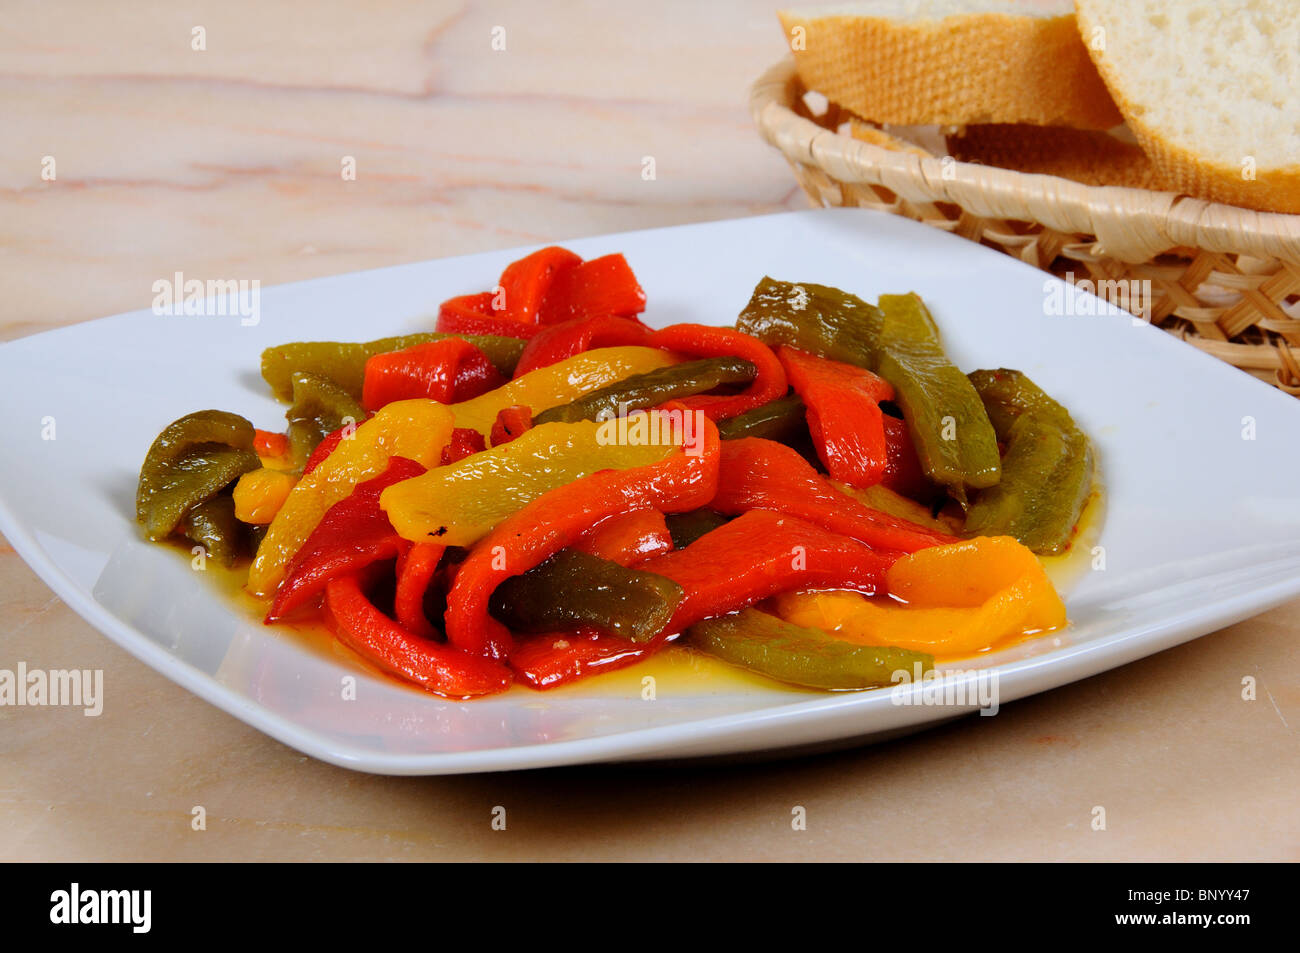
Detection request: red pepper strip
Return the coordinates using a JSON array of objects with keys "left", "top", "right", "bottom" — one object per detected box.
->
[
  {"left": 444, "top": 412, "right": 720, "bottom": 659},
  {"left": 361, "top": 338, "right": 504, "bottom": 412},
  {"left": 711, "top": 438, "right": 958, "bottom": 554},
  {"left": 647, "top": 324, "right": 787, "bottom": 421},
  {"left": 778, "top": 346, "right": 894, "bottom": 488},
  {"left": 301, "top": 423, "right": 357, "bottom": 476},
  {"left": 512, "top": 314, "right": 651, "bottom": 378},
  {"left": 324, "top": 575, "right": 511, "bottom": 698},
  {"left": 436, "top": 292, "right": 542, "bottom": 340},
  {"left": 489, "top": 405, "right": 533, "bottom": 447},
  {"left": 497, "top": 246, "right": 582, "bottom": 323},
  {"left": 508, "top": 627, "right": 662, "bottom": 690},
  {"left": 265, "top": 457, "right": 425, "bottom": 621},
  {"left": 640, "top": 509, "right": 897, "bottom": 632},
  {"left": 254, "top": 429, "right": 290, "bottom": 459},
  {"left": 440, "top": 427, "right": 487, "bottom": 466},
  {"left": 881, "top": 414, "right": 931, "bottom": 500},
  {"left": 536, "top": 253, "right": 647, "bottom": 325},
  {"left": 394, "top": 542, "right": 446, "bottom": 641},
  {"left": 574, "top": 509, "right": 674, "bottom": 566}
]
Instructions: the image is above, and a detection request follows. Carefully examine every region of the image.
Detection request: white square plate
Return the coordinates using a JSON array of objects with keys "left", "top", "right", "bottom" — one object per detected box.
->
[{"left": 3, "top": 208, "right": 1299, "bottom": 774}]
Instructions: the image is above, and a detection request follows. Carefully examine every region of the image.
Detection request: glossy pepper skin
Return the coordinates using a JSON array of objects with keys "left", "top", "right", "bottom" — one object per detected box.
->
[
  {"left": 248, "top": 399, "right": 454, "bottom": 597},
  {"left": 286, "top": 372, "right": 369, "bottom": 464},
  {"left": 873, "top": 294, "right": 1001, "bottom": 501},
  {"left": 323, "top": 575, "right": 511, "bottom": 698},
  {"left": 447, "top": 345, "right": 677, "bottom": 436},
  {"left": 380, "top": 419, "right": 679, "bottom": 548},
  {"left": 435, "top": 292, "right": 544, "bottom": 340},
  {"left": 715, "top": 394, "right": 808, "bottom": 444},
  {"left": 646, "top": 324, "right": 787, "bottom": 421},
  {"left": 261, "top": 332, "right": 524, "bottom": 400},
  {"left": 497, "top": 246, "right": 583, "bottom": 323},
  {"left": 489, "top": 405, "right": 533, "bottom": 447},
  {"left": 712, "top": 438, "right": 958, "bottom": 554},
  {"left": 179, "top": 494, "right": 246, "bottom": 567},
  {"left": 778, "top": 346, "right": 895, "bottom": 488},
  {"left": 489, "top": 549, "right": 683, "bottom": 643},
  {"left": 393, "top": 542, "right": 445, "bottom": 640},
  {"left": 508, "top": 628, "right": 657, "bottom": 690},
  {"left": 443, "top": 412, "right": 720, "bottom": 659},
  {"left": 575, "top": 510, "right": 674, "bottom": 565},
  {"left": 533, "top": 357, "right": 756, "bottom": 426},
  {"left": 440, "top": 427, "right": 487, "bottom": 465},
  {"left": 964, "top": 369, "right": 1094, "bottom": 555},
  {"left": 535, "top": 253, "right": 646, "bottom": 325},
  {"left": 266, "top": 457, "right": 425, "bottom": 621},
  {"left": 687, "top": 608, "right": 933, "bottom": 691},
  {"left": 136, "top": 410, "right": 260, "bottom": 541},
  {"left": 361, "top": 338, "right": 503, "bottom": 412},
  {"left": 638, "top": 509, "right": 899, "bottom": 632},
  {"left": 512, "top": 314, "right": 650, "bottom": 378},
  {"left": 736, "top": 277, "right": 882, "bottom": 368}
]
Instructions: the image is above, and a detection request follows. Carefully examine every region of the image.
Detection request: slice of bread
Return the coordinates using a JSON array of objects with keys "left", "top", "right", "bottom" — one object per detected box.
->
[
  {"left": 778, "top": 1, "right": 1122, "bottom": 130},
  {"left": 1075, "top": 0, "right": 1300, "bottom": 213},
  {"left": 946, "top": 123, "right": 1164, "bottom": 189}
]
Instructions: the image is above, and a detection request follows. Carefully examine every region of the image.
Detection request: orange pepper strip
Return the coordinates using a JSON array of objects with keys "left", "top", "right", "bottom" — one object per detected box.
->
[{"left": 393, "top": 542, "right": 446, "bottom": 641}]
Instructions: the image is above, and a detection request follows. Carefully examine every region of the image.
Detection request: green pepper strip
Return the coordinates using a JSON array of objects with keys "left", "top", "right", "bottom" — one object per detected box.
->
[
  {"left": 136, "top": 410, "right": 260, "bottom": 541},
  {"left": 489, "top": 549, "right": 683, "bottom": 643},
  {"left": 285, "top": 372, "right": 368, "bottom": 464},
  {"left": 261, "top": 333, "right": 527, "bottom": 402},
  {"left": 686, "top": 608, "right": 933, "bottom": 691},
  {"left": 873, "top": 294, "right": 1001, "bottom": 501},
  {"left": 663, "top": 509, "right": 731, "bottom": 550},
  {"left": 735, "top": 277, "right": 881, "bottom": 369},
  {"left": 716, "top": 394, "right": 806, "bottom": 442},
  {"left": 180, "top": 494, "right": 246, "bottom": 567},
  {"left": 532, "top": 357, "right": 755, "bottom": 426},
  {"left": 965, "top": 369, "right": 1094, "bottom": 555}
]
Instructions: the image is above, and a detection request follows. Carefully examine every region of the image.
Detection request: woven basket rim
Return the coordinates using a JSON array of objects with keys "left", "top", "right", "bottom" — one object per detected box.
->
[{"left": 751, "top": 58, "right": 1300, "bottom": 266}]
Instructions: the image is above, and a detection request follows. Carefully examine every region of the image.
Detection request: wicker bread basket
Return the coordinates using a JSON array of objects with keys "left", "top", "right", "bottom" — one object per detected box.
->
[{"left": 751, "top": 58, "right": 1300, "bottom": 395}]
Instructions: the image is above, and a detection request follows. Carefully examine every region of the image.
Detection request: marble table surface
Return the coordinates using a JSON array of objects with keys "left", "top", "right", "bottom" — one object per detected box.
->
[{"left": 1, "top": 0, "right": 1295, "bottom": 861}]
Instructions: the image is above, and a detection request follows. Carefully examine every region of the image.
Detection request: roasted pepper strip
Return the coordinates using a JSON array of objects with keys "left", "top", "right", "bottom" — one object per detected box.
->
[
  {"left": 266, "top": 458, "right": 425, "bottom": 620},
  {"left": 713, "top": 438, "right": 958, "bottom": 553},
  {"left": 285, "top": 372, "right": 369, "bottom": 464},
  {"left": 381, "top": 419, "right": 679, "bottom": 548},
  {"left": 639, "top": 509, "right": 897, "bottom": 632},
  {"left": 490, "top": 549, "right": 683, "bottom": 642},
  {"left": 448, "top": 345, "right": 677, "bottom": 436},
  {"left": 361, "top": 338, "right": 503, "bottom": 412},
  {"left": 248, "top": 399, "right": 454, "bottom": 596},
  {"left": 687, "top": 608, "right": 933, "bottom": 691},
  {"left": 716, "top": 394, "right": 808, "bottom": 444},
  {"left": 437, "top": 292, "right": 542, "bottom": 340},
  {"left": 394, "top": 542, "right": 445, "bottom": 641},
  {"left": 832, "top": 481, "right": 960, "bottom": 536},
  {"left": 508, "top": 628, "right": 656, "bottom": 690},
  {"left": 136, "top": 410, "right": 260, "bottom": 541},
  {"left": 647, "top": 324, "right": 786, "bottom": 420},
  {"left": 323, "top": 575, "right": 511, "bottom": 698},
  {"left": 443, "top": 413, "right": 720, "bottom": 658},
  {"left": 232, "top": 468, "right": 298, "bottom": 524},
  {"left": 513, "top": 314, "right": 651, "bottom": 378},
  {"left": 440, "top": 427, "right": 487, "bottom": 465},
  {"left": 575, "top": 510, "right": 674, "bottom": 565},
  {"left": 873, "top": 293, "right": 1001, "bottom": 500},
  {"left": 179, "top": 494, "right": 245, "bottom": 568},
  {"left": 497, "top": 245, "right": 582, "bottom": 323},
  {"left": 965, "top": 369, "right": 1094, "bottom": 554},
  {"left": 778, "top": 346, "right": 894, "bottom": 487},
  {"left": 261, "top": 333, "right": 524, "bottom": 401},
  {"left": 536, "top": 253, "right": 646, "bottom": 325},
  {"left": 880, "top": 413, "right": 932, "bottom": 500},
  {"left": 736, "top": 277, "right": 881, "bottom": 368},
  {"left": 774, "top": 536, "right": 1066, "bottom": 656},
  {"left": 533, "top": 357, "right": 755, "bottom": 426},
  {"left": 489, "top": 405, "right": 533, "bottom": 447}
]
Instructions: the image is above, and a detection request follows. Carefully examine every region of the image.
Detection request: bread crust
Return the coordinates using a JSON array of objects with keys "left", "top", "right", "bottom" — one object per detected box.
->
[
  {"left": 946, "top": 123, "right": 1163, "bottom": 189},
  {"left": 778, "top": 8, "right": 1122, "bottom": 129}
]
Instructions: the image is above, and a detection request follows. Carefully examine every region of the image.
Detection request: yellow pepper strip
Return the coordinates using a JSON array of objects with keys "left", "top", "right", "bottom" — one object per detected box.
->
[
  {"left": 381, "top": 419, "right": 677, "bottom": 547},
  {"left": 450, "top": 346, "right": 676, "bottom": 436},
  {"left": 247, "top": 399, "right": 454, "bottom": 596},
  {"left": 772, "top": 536, "right": 1066, "bottom": 658},
  {"left": 232, "top": 468, "right": 298, "bottom": 524}
]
